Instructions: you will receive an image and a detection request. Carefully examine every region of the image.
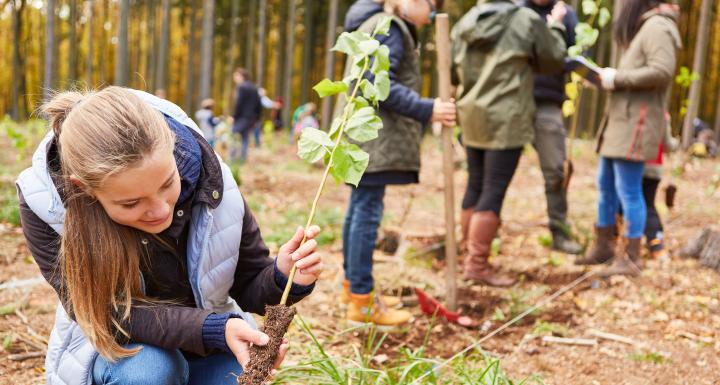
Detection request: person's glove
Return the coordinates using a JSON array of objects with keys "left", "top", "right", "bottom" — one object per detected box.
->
[{"left": 600, "top": 68, "right": 617, "bottom": 90}]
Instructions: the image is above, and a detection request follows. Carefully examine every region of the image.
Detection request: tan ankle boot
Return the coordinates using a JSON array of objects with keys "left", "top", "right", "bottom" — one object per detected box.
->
[
  {"left": 575, "top": 225, "right": 617, "bottom": 265},
  {"left": 347, "top": 292, "right": 412, "bottom": 330},
  {"left": 340, "top": 280, "right": 401, "bottom": 308},
  {"left": 462, "top": 211, "right": 516, "bottom": 287},
  {"left": 599, "top": 238, "right": 643, "bottom": 277}
]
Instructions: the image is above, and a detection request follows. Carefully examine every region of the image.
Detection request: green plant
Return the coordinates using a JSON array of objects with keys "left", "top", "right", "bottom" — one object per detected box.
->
[
  {"left": 280, "top": 17, "right": 393, "bottom": 304},
  {"left": 675, "top": 66, "right": 700, "bottom": 117},
  {"left": 531, "top": 320, "right": 569, "bottom": 337},
  {"left": 629, "top": 351, "right": 670, "bottom": 365},
  {"left": 563, "top": 0, "right": 611, "bottom": 118}
]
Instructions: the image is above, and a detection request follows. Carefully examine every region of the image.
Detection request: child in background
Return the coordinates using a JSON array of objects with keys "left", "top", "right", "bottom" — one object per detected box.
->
[
  {"left": 195, "top": 98, "right": 220, "bottom": 148},
  {"left": 293, "top": 103, "right": 319, "bottom": 142}
]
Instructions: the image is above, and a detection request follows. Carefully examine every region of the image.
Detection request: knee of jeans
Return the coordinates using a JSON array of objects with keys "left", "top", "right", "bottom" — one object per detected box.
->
[{"left": 105, "top": 345, "right": 189, "bottom": 385}]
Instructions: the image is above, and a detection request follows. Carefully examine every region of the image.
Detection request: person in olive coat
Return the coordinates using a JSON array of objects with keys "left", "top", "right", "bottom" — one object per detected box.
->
[{"left": 576, "top": 0, "right": 681, "bottom": 277}]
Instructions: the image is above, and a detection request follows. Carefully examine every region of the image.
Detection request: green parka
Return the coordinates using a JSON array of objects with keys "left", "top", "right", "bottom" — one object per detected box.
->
[{"left": 451, "top": 0, "right": 567, "bottom": 150}]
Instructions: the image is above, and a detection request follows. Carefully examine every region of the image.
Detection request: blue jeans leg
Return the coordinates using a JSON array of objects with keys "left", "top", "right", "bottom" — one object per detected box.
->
[
  {"left": 612, "top": 159, "right": 646, "bottom": 238},
  {"left": 344, "top": 185, "right": 385, "bottom": 295},
  {"left": 240, "top": 130, "right": 250, "bottom": 162},
  {"left": 597, "top": 157, "right": 620, "bottom": 228},
  {"left": 342, "top": 193, "right": 357, "bottom": 278},
  {"left": 187, "top": 352, "right": 243, "bottom": 385},
  {"left": 92, "top": 344, "right": 189, "bottom": 385},
  {"left": 253, "top": 123, "right": 261, "bottom": 147}
]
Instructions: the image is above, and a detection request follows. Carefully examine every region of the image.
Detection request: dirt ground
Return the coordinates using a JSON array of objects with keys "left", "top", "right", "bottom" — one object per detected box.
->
[{"left": 1, "top": 135, "right": 719, "bottom": 384}]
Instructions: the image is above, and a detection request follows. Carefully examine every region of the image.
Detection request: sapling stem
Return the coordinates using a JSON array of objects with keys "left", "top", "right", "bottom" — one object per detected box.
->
[{"left": 279, "top": 57, "right": 371, "bottom": 306}]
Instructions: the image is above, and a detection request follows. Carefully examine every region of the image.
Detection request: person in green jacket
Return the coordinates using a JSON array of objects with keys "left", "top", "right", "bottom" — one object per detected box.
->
[
  {"left": 576, "top": 1, "right": 680, "bottom": 277},
  {"left": 451, "top": 0, "right": 567, "bottom": 287}
]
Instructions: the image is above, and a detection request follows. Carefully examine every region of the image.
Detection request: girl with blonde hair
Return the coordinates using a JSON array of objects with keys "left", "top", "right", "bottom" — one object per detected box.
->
[{"left": 17, "top": 86, "right": 323, "bottom": 384}]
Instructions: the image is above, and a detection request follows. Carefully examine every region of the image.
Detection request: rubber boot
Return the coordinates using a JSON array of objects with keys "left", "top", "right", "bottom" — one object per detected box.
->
[
  {"left": 347, "top": 292, "right": 412, "bottom": 330},
  {"left": 599, "top": 238, "right": 643, "bottom": 277},
  {"left": 575, "top": 225, "right": 616, "bottom": 265},
  {"left": 462, "top": 211, "right": 516, "bottom": 287},
  {"left": 551, "top": 229, "right": 583, "bottom": 255},
  {"left": 340, "top": 280, "right": 400, "bottom": 308}
]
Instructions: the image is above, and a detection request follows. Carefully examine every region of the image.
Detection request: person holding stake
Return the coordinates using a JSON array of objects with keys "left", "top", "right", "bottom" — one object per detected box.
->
[
  {"left": 451, "top": 0, "right": 568, "bottom": 286},
  {"left": 17, "top": 87, "right": 322, "bottom": 384},
  {"left": 577, "top": 0, "right": 680, "bottom": 276},
  {"left": 339, "top": 0, "right": 456, "bottom": 328}
]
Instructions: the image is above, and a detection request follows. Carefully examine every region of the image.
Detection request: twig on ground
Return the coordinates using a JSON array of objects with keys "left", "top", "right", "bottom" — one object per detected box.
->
[
  {"left": 8, "top": 351, "right": 45, "bottom": 361},
  {"left": 542, "top": 336, "right": 598, "bottom": 346},
  {"left": 587, "top": 329, "right": 640, "bottom": 346}
]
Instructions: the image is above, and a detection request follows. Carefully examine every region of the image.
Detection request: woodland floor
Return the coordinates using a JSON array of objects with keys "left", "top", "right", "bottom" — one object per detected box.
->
[{"left": 1, "top": 133, "right": 719, "bottom": 384}]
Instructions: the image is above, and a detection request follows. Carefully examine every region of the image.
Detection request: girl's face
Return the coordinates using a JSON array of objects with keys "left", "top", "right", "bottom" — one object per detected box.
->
[
  {"left": 401, "top": 0, "right": 436, "bottom": 27},
  {"left": 92, "top": 149, "right": 181, "bottom": 234}
]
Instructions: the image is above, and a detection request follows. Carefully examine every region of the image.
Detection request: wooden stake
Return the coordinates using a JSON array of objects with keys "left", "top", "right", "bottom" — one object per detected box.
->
[{"left": 435, "top": 14, "right": 457, "bottom": 311}]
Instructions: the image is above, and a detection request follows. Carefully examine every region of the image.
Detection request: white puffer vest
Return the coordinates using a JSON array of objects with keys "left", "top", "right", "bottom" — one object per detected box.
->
[{"left": 16, "top": 90, "right": 256, "bottom": 385}]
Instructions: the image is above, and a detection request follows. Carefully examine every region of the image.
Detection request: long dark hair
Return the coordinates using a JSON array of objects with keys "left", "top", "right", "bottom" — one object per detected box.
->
[{"left": 613, "top": 0, "right": 666, "bottom": 48}]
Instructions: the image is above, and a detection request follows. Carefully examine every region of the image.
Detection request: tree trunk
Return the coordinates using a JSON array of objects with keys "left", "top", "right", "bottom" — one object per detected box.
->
[
  {"left": 244, "top": 0, "right": 257, "bottom": 75},
  {"left": 68, "top": 0, "right": 77, "bottom": 83},
  {"left": 223, "top": 0, "right": 240, "bottom": 116},
  {"left": 274, "top": 0, "right": 287, "bottom": 101},
  {"left": 156, "top": 0, "right": 170, "bottom": 93},
  {"left": 299, "top": 0, "right": 315, "bottom": 104},
  {"left": 282, "top": 0, "right": 297, "bottom": 129},
  {"left": 115, "top": 0, "right": 129, "bottom": 86},
  {"left": 714, "top": 82, "right": 720, "bottom": 142},
  {"left": 98, "top": 0, "right": 108, "bottom": 83},
  {"left": 198, "top": 0, "right": 215, "bottom": 101},
  {"left": 11, "top": 0, "right": 26, "bottom": 120},
  {"left": 320, "top": 0, "right": 339, "bottom": 128},
  {"left": 146, "top": 0, "right": 157, "bottom": 91},
  {"left": 682, "top": 0, "right": 713, "bottom": 149},
  {"left": 185, "top": 0, "right": 198, "bottom": 113},
  {"left": 85, "top": 0, "right": 93, "bottom": 86},
  {"left": 44, "top": 0, "right": 55, "bottom": 101},
  {"left": 256, "top": 0, "right": 268, "bottom": 87}
]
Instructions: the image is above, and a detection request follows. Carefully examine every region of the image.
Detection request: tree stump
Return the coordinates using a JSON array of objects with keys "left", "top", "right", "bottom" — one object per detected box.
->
[{"left": 680, "top": 227, "right": 720, "bottom": 272}]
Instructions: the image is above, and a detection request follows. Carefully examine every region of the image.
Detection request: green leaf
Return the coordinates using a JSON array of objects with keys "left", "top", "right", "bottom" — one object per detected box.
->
[
  {"left": 360, "top": 79, "right": 378, "bottom": 103},
  {"left": 567, "top": 45, "right": 582, "bottom": 57},
  {"left": 372, "top": 15, "right": 392, "bottom": 36},
  {"left": 374, "top": 70, "right": 390, "bottom": 101},
  {"left": 313, "top": 79, "right": 348, "bottom": 98},
  {"left": 329, "top": 141, "right": 369, "bottom": 187},
  {"left": 346, "top": 106, "right": 383, "bottom": 142},
  {"left": 2, "top": 333, "right": 13, "bottom": 351},
  {"left": 358, "top": 39, "right": 380, "bottom": 57},
  {"left": 332, "top": 32, "right": 362, "bottom": 56},
  {"left": 298, "top": 127, "right": 335, "bottom": 163},
  {"left": 598, "top": 7, "right": 611, "bottom": 28},
  {"left": 581, "top": 0, "right": 598, "bottom": 16},
  {"left": 372, "top": 45, "right": 391, "bottom": 73},
  {"left": 575, "top": 23, "right": 599, "bottom": 49},
  {"left": 0, "top": 303, "right": 16, "bottom": 316},
  {"left": 328, "top": 117, "right": 344, "bottom": 138}
]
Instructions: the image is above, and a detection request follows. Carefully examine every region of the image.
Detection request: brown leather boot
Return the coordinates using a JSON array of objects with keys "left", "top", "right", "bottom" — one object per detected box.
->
[
  {"left": 462, "top": 211, "right": 516, "bottom": 287},
  {"left": 460, "top": 208, "right": 473, "bottom": 253},
  {"left": 599, "top": 238, "right": 643, "bottom": 277},
  {"left": 575, "top": 225, "right": 617, "bottom": 265}
]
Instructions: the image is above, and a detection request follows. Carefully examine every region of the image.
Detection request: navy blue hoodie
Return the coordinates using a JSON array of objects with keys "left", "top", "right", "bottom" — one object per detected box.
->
[
  {"left": 522, "top": 0, "right": 578, "bottom": 106},
  {"left": 344, "top": 0, "right": 434, "bottom": 124}
]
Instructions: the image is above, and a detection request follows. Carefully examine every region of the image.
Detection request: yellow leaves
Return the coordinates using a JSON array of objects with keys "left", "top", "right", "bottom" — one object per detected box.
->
[
  {"left": 565, "top": 82, "right": 578, "bottom": 100},
  {"left": 562, "top": 100, "right": 576, "bottom": 118}
]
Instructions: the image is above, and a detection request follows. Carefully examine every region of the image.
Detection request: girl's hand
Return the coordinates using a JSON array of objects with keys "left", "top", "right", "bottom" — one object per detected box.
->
[
  {"left": 432, "top": 98, "right": 457, "bottom": 128},
  {"left": 225, "top": 318, "right": 289, "bottom": 370},
  {"left": 276, "top": 225, "right": 323, "bottom": 286},
  {"left": 599, "top": 68, "right": 617, "bottom": 90},
  {"left": 547, "top": 1, "right": 567, "bottom": 24}
]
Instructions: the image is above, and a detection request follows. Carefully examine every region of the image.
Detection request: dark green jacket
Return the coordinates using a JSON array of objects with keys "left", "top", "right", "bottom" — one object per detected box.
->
[
  {"left": 337, "top": 12, "right": 426, "bottom": 175},
  {"left": 451, "top": 0, "right": 567, "bottom": 150}
]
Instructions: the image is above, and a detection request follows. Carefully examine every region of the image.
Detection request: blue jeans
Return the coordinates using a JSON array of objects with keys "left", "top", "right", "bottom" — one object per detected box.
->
[
  {"left": 597, "top": 157, "right": 646, "bottom": 239},
  {"left": 342, "top": 185, "right": 385, "bottom": 295},
  {"left": 253, "top": 122, "right": 262, "bottom": 147},
  {"left": 92, "top": 344, "right": 242, "bottom": 385}
]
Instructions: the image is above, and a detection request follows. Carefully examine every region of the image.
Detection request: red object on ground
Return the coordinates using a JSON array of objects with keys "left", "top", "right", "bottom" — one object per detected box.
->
[{"left": 414, "top": 288, "right": 477, "bottom": 327}]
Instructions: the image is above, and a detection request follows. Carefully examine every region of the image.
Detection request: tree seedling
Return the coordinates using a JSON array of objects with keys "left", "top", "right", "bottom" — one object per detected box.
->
[{"left": 237, "top": 16, "right": 392, "bottom": 385}]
